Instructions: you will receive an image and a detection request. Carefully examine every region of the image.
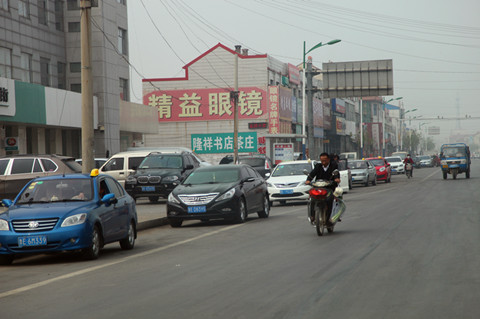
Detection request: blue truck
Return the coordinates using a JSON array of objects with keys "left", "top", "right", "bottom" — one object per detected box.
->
[{"left": 439, "top": 143, "right": 471, "bottom": 179}]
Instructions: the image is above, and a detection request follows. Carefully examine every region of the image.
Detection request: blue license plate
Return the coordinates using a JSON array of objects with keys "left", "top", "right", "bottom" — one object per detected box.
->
[
  {"left": 141, "top": 186, "right": 155, "bottom": 192},
  {"left": 280, "top": 189, "right": 293, "bottom": 194},
  {"left": 188, "top": 206, "right": 206, "bottom": 213},
  {"left": 18, "top": 235, "right": 47, "bottom": 248},
  {"left": 449, "top": 164, "right": 459, "bottom": 168}
]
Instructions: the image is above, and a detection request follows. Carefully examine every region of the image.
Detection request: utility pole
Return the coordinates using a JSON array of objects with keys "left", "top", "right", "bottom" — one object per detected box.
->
[
  {"left": 232, "top": 46, "right": 240, "bottom": 164},
  {"left": 80, "top": 0, "right": 94, "bottom": 173},
  {"left": 306, "top": 56, "right": 321, "bottom": 160}
]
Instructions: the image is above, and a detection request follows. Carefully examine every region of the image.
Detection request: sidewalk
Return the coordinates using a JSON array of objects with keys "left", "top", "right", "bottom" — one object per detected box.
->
[{"left": 135, "top": 199, "right": 170, "bottom": 231}]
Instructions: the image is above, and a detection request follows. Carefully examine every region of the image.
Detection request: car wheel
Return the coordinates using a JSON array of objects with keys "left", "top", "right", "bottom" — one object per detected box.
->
[
  {"left": 234, "top": 198, "right": 247, "bottom": 223},
  {"left": 82, "top": 225, "right": 102, "bottom": 260},
  {"left": 257, "top": 194, "right": 270, "bottom": 218},
  {"left": 149, "top": 196, "right": 159, "bottom": 203},
  {"left": 349, "top": 180, "right": 352, "bottom": 190},
  {"left": 169, "top": 219, "right": 183, "bottom": 228},
  {"left": 119, "top": 220, "right": 136, "bottom": 250},
  {"left": 372, "top": 177, "right": 376, "bottom": 185},
  {"left": 364, "top": 177, "right": 369, "bottom": 187},
  {"left": 0, "top": 255, "right": 14, "bottom": 265}
]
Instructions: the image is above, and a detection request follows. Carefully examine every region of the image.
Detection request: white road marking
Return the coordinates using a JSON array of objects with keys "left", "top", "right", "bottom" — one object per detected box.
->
[{"left": 0, "top": 223, "right": 245, "bottom": 299}]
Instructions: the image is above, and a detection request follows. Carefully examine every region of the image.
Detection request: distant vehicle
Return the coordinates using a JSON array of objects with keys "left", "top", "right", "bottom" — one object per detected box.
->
[
  {"left": 99, "top": 150, "right": 152, "bottom": 187},
  {"left": 337, "top": 159, "right": 352, "bottom": 192},
  {"left": 349, "top": 159, "right": 377, "bottom": 186},
  {"left": 0, "top": 171, "right": 137, "bottom": 265},
  {"left": 440, "top": 143, "right": 471, "bottom": 179},
  {"left": 124, "top": 150, "right": 200, "bottom": 202},
  {"left": 391, "top": 151, "right": 408, "bottom": 160},
  {"left": 239, "top": 155, "right": 273, "bottom": 177},
  {"left": 339, "top": 152, "right": 358, "bottom": 161},
  {"left": 385, "top": 156, "right": 405, "bottom": 174},
  {"left": 417, "top": 155, "right": 434, "bottom": 167},
  {"left": 166, "top": 164, "right": 269, "bottom": 227},
  {"left": 0, "top": 154, "right": 82, "bottom": 200},
  {"left": 365, "top": 157, "right": 391, "bottom": 183},
  {"left": 127, "top": 147, "right": 211, "bottom": 167},
  {"left": 266, "top": 160, "right": 316, "bottom": 205},
  {"left": 76, "top": 158, "right": 108, "bottom": 169}
]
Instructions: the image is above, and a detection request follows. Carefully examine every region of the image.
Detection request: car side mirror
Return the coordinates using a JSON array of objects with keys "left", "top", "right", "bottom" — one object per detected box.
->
[
  {"left": 101, "top": 193, "right": 116, "bottom": 206},
  {"left": 265, "top": 173, "right": 270, "bottom": 177},
  {"left": 2, "top": 199, "right": 13, "bottom": 208},
  {"left": 242, "top": 177, "right": 255, "bottom": 183}
]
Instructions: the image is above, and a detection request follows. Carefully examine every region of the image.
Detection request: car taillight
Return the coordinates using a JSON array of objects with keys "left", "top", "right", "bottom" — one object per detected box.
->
[
  {"left": 265, "top": 161, "right": 270, "bottom": 170},
  {"left": 309, "top": 188, "right": 328, "bottom": 198}
]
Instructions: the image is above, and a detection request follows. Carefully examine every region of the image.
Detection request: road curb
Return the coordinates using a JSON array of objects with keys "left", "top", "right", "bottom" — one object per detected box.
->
[{"left": 137, "top": 217, "right": 170, "bottom": 231}]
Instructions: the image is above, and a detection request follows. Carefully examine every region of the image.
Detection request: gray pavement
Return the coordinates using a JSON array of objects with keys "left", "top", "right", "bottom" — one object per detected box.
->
[{"left": 135, "top": 198, "right": 170, "bottom": 230}]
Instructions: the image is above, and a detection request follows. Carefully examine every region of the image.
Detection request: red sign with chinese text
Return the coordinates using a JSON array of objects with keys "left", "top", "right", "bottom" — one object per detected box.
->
[
  {"left": 268, "top": 86, "right": 280, "bottom": 134},
  {"left": 144, "top": 87, "right": 267, "bottom": 122}
]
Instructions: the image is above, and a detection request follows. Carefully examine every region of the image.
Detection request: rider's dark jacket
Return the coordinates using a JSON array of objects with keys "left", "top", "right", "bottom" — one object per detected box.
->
[{"left": 306, "top": 161, "right": 339, "bottom": 188}]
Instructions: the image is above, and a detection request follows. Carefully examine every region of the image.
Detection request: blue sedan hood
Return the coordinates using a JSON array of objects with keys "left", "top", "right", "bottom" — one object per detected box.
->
[
  {"left": 173, "top": 182, "right": 238, "bottom": 195},
  {"left": 1, "top": 202, "right": 95, "bottom": 221}
]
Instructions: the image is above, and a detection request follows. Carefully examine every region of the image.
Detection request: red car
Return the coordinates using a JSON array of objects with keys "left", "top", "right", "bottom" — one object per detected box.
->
[{"left": 365, "top": 157, "right": 391, "bottom": 183}]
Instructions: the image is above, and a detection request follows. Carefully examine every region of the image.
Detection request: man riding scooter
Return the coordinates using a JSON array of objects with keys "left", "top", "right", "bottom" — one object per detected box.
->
[
  {"left": 305, "top": 153, "right": 341, "bottom": 224},
  {"left": 404, "top": 154, "right": 414, "bottom": 177}
]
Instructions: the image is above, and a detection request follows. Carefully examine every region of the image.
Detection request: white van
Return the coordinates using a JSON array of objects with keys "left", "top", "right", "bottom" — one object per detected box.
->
[
  {"left": 339, "top": 152, "right": 358, "bottom": 161},
  {"left": 99, "top": 150, "right": 152, "bottom": 187}
]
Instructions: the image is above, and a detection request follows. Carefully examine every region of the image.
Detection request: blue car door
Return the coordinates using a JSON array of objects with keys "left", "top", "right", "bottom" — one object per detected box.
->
[{"left": 105, "top": 177, "right": 129, "bottom": 239}]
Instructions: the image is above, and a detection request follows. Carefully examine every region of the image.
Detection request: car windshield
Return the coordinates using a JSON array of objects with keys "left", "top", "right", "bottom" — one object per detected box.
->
[
  {"left": 350, "top": 161, "right": 368, "bottom": 169},
  {"left": 442, "top": 147, "right": 465, "bottom": 158},
  {"left": 272, "top": 163, "right": 312, "bottom": 177},
  {"left": 386, "top": 157, "right": 401, "bottom": 163},
  {"left": 16, "top": 179, "right": 93, "bottom": 204},
  {"left": 238, "top": 157, "right": 265, "bottom": 167},
  {"left": 139, "top": 155, "right": 183, "bottom": 169},
  {"left": 183, "top": 169, "right": 239, "bottom": 185},
  {"left": 419, "top": 156, "right": 431, "bottom": 160},
  {"left": 369, "top": 159, "right": 385, "bottom": 166}
]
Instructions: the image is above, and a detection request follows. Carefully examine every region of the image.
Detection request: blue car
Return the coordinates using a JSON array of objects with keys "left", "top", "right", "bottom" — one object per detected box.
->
[{"left": 0, "top": 170, "right": 137, "bottom": 265}]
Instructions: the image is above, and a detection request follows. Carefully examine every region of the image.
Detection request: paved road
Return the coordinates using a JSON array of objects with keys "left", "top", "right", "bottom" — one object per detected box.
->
[{"left": 1, "top": 164, "right": 479, "bottom": 318}]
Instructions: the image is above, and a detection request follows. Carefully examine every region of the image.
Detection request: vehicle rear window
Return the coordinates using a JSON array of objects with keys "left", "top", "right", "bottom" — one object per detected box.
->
[
  {"left": 350, "top": 161, "right": 368, "bottom": 169},
  {"left": 0, "top": 159, "right": 9, "bottom": 175},
  {"left": 10, "top": 159, "right": 34, "bottom": 174},
  {"left": 239, "top": 158, "right": 265, "bottom": 167},
  {"left": 63, "top": 159, "right": 82, "bottom": 172},
  {"left": 41, "top": 159, "right": 58, "bottom": 172}
]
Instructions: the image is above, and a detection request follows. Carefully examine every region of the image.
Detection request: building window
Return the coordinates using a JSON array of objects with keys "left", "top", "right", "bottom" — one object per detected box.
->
[
  {"left": 119, "top": 78, "right": 129, "bottom": 101},
  {"left": 20, "top": 52, "right": 32, "bottom": 82},
  {"left": 38, "top": 0, "right": 47, "bottom": 25},
  {"left": 18, "top": 0, "right": 29, "bottom": 18},
  {"left": 0, "top": 47, "right": 12, "bottom": 78},
  {"left": 118, "top": 28, "right": 127, "bottom": 55},
  {"left": 67, "top": 0, "right": 78, "bottom": 10},
  {"left": 0, "top": 0, "right": 9, "bottom": 11},
  {"left": 40, "top": 57, "right": 50, "bottom": 86},
  {"left": 71, "top": 83, "right": 81, "bottom": 93},
  {"left": 55, "top": 0, "right": 64, "bottom": 31},
  {"left": 69, "top": 62, "right": 81, "bottom": 73},
  {"left": 117, "top": 0, "right": 126, "bottom": 4},
  {"left": 68, "top": 22, "right": 80, "bottom": 32},
  {"left": 57, "top": 62, "right": 66, "bottom": 89}
]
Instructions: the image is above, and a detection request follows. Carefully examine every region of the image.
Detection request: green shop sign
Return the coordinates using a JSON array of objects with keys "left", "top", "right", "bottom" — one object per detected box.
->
[{"left": 192, "top": 132, "right": 257, "bottom": 154}]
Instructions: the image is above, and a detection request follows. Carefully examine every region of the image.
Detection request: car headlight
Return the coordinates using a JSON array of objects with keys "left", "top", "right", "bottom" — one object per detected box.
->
[
  {"left": 216, "top": 188, "right": 235, "bottom": 202},
  {"left": 168, "top": 192, "right": 180, "bottom": 204},
  {"left": 0, "top": 219, "right": 9, "bottom": 231},
  {"left": 440, "top": 160, "right": 447, "bottom": 165},
  {"left": 380, "top": 167, "right": 385, "bottom": 172},
  {"left": 163, "top": 175, "right": 179, "bottom": 182},
  {"left": 126, "top": 175, "right": 137, "bottom": 184},
  {"left": 61, "top": 213, "right": 87, "bottom": 227}
]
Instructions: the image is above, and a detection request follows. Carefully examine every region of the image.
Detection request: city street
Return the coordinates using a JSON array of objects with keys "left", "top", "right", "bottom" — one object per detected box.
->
[{"left": 1, "top": 164, "right": 479, "bottom": 318}]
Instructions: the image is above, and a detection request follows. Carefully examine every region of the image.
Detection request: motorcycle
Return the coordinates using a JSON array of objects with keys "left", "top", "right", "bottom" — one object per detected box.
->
[
  {"left": 307, "top": 174, "right": 346, "bottom": 236},
  {"left": 405, "top": 163, "right": 413, "bottom": 179}
]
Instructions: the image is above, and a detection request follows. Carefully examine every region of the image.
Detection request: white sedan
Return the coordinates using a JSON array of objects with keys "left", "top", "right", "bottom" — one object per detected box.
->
[
  {"left": 385, "top": 156, "right": 405, "bottom": 174},
  {"left": 266, "top": 160, "right": 316, "bottom": 206}
]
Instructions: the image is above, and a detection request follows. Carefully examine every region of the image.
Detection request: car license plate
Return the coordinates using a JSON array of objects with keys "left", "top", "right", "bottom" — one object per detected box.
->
[
  {"left": 18, "top": 235, "right": 47, "bottom": 248},
  {"left": 280, "top": 189, "right": 293, "bottom": 194},
  {"left": 141, "top": 186, "right": 155, "bottom": 192},
  {"left": 449, "top": 164, "right": 459, "bottom": 168},
  {"left": 188, "top": 206, "right": 206, "bottom": 213}
]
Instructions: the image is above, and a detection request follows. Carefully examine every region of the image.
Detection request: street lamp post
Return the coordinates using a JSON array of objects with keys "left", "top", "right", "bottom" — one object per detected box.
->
[
  {"left": 302, "top": 39, "right": 341, "bottom": 159},
  {"left": 419, "top": 122, "right": 429, "bottom": 154},
  {"left": 382, "top": 97, "right": 402, "bottom": 157},
  {"left": 400, "top": 108, "right": 417, "bottom": 150}
]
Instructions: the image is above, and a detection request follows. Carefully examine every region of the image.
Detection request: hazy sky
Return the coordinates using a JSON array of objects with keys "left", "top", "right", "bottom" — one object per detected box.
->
[{"left": 126, "top": 0, "right": 480, "bottom": 144}]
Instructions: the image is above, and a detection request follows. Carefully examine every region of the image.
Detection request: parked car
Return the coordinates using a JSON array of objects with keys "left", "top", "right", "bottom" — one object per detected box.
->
[
  {"left": 0, "top": 154, "right": 82, "bottom": 200},
  {"left": 76, "top": 158, "right": 108, "bottom": 169},
  {"left": 337, "top": 159, "right": 352, "bottom": 192},
  {"left": 166, "top": 164, "right": 269, "bottom": 227},
  {"left": 0, "top": 170, "right": 137, "bottom": 265},
  {"left": 99, "top": 150, "right": 153, "bottom": 187},
  {"left": 266, "top": 160, "right": 316, "bottom": 205},
  {"left": 349, "top": 159, "right": 377, "bottom": 186},
  {"left": 365, "top": 157, "right": 391, "bottom": 183},
  {"left": 385, "top": 156, "right": 405, "bottom": 174},
  {"left": 124, "top": 150, "right": 200, "bottom": 202},
  {"left": 127, "top": 147, "right": 211, "bottom": 167},
  {"left": 218, "top": 154, "right": 273, "bottom": 177}
]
